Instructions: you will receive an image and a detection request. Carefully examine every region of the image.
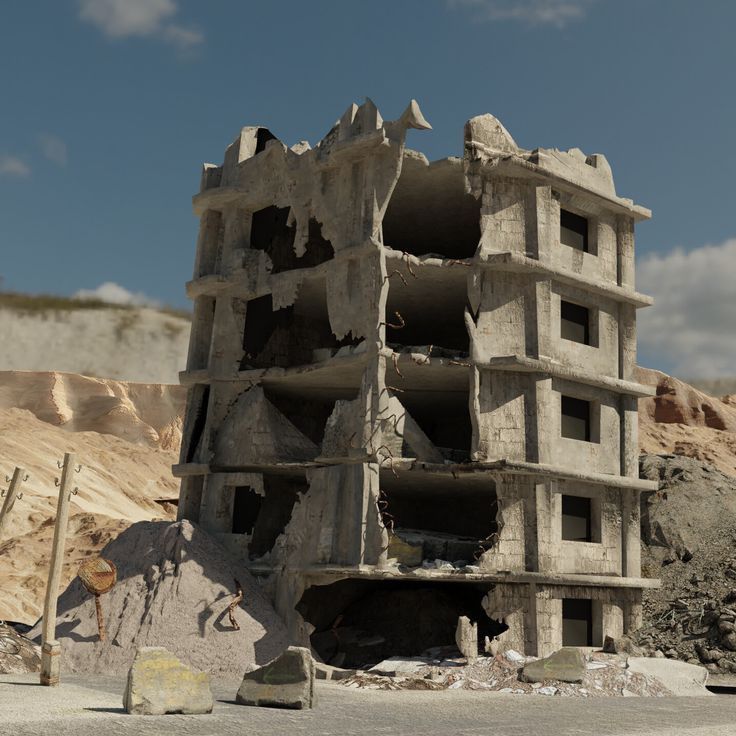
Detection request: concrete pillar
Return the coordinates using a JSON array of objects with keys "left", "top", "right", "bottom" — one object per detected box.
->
[
  {"left": 177, "top": 475, "right": 204, "bottom": 523},
  {"left": 616, "top": 216, "right": 635, "bottom": 289},
  {"left": 193, "top": 210, "right": 223, "bottom": 279},
  {"left": 621, "top": 488, "right": 641, "bottom": 578}
]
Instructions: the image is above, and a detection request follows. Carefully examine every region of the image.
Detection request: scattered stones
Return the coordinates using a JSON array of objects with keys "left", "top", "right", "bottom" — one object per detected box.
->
[
  {"left": 455, "top": 616, "right": 478, "bottom": 663},
  {"left": 521, "top": 648, "right": 586, "bottom": 684},
  {"left": 537, "top": 686, "right": 557, "bottom": 696},
  {"left": 123, "top": 647, "right": 213, "bottom": 715},
  {"left": 236, "top": 646, "right": 315, "bottom": 710},
  {"left": 503, "top": 649, "right": 525, "bottom": 664}
]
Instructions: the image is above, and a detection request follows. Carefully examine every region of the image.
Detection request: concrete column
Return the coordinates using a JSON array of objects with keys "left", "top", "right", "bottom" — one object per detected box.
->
[
  {"left": 621, "top": 488, "right": 642, "bottom": 578},
  {"left": 177, "top": 475, "right": 204, "bottom": 523},
  {"left": 534, "top": 377, "right": 555, "bottom": 465},
  {"left": 618, "top": 302, "right": 637, "bottom": 381},
  {"left": 221, "top": 207, "right": 251, "bottom": 274},
  {"left": 620, "top": 394, "right": 639, "bottom": 478},
  {"left": 199, "top": 474, "right": 231, "bottom": 534},
  {"left": 193, "top": 210, "right": 223, "bottom": 278},
  {"left": 616, "top": 216, "right": 635, "bottom": 289},
  {"left": 186, "top": 297, "right": 216, "bottom": 372},
  {"left": 532, "top": 185, "right": 554, "bottom": 264}
]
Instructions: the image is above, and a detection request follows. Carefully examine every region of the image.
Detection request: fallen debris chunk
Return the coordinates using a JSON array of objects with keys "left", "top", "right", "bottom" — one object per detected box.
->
[
  {"left": 455, "top": 616, "right": 478, "bottom": 663},
  {"left": 123, "top": 647, "right": 213, "bottom": 715},
  {"left": 236, "top": 646, "right": 315, "bottom": 709},
  {"left": 521, "top": 648, "right": 586, "bottom": 684}
]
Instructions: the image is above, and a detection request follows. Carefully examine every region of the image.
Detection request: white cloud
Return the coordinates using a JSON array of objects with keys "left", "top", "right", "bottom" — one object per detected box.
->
[
  {"left": 38, "top": 134, "right": 68, "bottom": 166},
  {"left": 448, "top": 0, "right": 593, "bottom": 27},
  {"left": 73, "top": 282, "right": 161, "bottom": 308},
  {"left": 637, "top": 238, "right": 736, "bottom": 379},
  {"left": 77, "top": 0, "right": 203, "bottom": 48},
  {"left": 0, "top": 155, "right": 31, "bottom": 178}
]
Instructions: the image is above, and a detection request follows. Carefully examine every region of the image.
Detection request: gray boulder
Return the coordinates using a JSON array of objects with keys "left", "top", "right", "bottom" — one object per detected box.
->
[
  {"left": 236, "top": 646, "right": 315, "bottom": 709},
  {"left": 521, "top": 647, "right": 586, "bottom": 683}
]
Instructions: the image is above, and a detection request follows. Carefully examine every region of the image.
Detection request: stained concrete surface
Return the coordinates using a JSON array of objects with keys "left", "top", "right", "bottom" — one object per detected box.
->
[{"left": 2, "top": 674, "right": 736, "bottom": 736}]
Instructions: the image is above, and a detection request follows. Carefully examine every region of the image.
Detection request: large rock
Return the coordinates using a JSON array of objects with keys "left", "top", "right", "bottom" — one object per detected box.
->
[
  {"left": 521, "top": 647, "right": 586, "bottom": 683},
  {"left": 627, "top": 657, "right": 713, "bottom": 696},
  {"left": 603, "top": 634, "right": 643, "bottom": 656},
  {"left": 123, "top": 647, "right": 214, "bottom": 715},
  {"left": 236, "top": 646, "right": 315, "bottom": 709}
]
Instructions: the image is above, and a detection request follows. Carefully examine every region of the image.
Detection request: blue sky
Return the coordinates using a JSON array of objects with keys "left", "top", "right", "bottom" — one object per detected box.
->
[{"left": 1, "top": 0, "right": 735, "bottom": 377}]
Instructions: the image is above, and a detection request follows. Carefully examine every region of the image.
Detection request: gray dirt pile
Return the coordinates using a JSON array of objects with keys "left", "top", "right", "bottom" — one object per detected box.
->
[
  {"left": 635, "top": 454, "right": 736, "bottom": 674},
  {"left": 28, "top": 520, "right": 289, "bottom": 677}
]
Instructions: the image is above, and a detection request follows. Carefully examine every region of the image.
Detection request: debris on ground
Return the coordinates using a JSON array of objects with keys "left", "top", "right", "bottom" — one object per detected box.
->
[
  {"left": 338, "top": 647, "right": 672, "bottom": 696},
  {"left": 0, "top": 622, "right": 41, "bottom": 674}
]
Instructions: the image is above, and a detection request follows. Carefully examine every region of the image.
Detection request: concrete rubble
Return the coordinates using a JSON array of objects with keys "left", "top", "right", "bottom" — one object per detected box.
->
[
  {"left": 520, "top": 646, "right": 586, "bottom": 683},
  {"left": 236, "top": 646, "right": 316, "bottom": 709},
  {"left": 123, "top": 647, "right": 213, "bottom": 715},
  {"left": 175, "top": 96, "right": 656, "bottom": 665}
]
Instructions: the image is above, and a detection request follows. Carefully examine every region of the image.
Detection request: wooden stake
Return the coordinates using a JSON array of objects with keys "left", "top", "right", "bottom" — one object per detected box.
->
[
  {"left": 0, "top": 467, "right": 27, "bottom": 542},
  {"left": 40, "top": 453, "right": 77, "bottom": 686},
  {"left": 94, "top": 595, "right": 106, "bottom": 642}
]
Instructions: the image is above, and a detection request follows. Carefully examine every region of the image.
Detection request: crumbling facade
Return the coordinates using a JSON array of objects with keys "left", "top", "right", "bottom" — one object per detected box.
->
[{"left": 175, "top": 99, "right": 659, "bottom": 664}]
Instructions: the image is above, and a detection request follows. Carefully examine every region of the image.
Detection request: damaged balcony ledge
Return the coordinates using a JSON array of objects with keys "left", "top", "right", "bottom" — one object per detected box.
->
[
  {"left": 389, "top": 459, "right": 659, "bottom": 492},
  {"left": 465, "top": 141, "right": 651, "bottom": 222},
  {"left": 479, "top": 251, "right": 653, "bottom": 308},
  {"left": 179, "top": 343, "right": 368, "bottom": 388},
  {"left": 299, "top": 564, "right": 661, "bottom": 589},
  {"left": 172, "top": 462, "right": 320, "bottom": 478},
  {"left": 481, "top": 355, "right": 656, "bottom": 398},
  {"left": 186, "top": 238, "right": 380, "bottom": 299},
  {"left": 379, "top": 347, "right": 470, "bottom": 391}
]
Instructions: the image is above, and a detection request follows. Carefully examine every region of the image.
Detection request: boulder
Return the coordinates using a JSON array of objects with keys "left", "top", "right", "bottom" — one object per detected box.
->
[
  {"left": 603, "top": 634, "right": 643, "bottom": 656},
  {"left": 0, "top": 623, "right": 41, "bottom": 674},
  {"left": 236, "top": 646, "right": 315, "bottom": 709},
  {"left": 627, "top": 657, "right": 713, "bottom": 696},
  {"left": 521, "top": 647, "right": 586, "bottom": 683},
  {"left": 123, "top": 647, "right": 213, "bottom": 715}
]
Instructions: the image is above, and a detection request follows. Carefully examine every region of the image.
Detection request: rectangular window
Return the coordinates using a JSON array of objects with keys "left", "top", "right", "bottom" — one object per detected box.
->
[
  {"left": 561, "top": 495, "right": 592, "bottom": 542},
  {"left": 560, "top": 301, "right": 590, "bottom": 345},
  {"left": 561, "top": 396, "right": 590, "bottom": 441},
  {"left": 560, "top": 210, "right": 588, "bottom": 252},
  {"left": 562, "top": 599, "right": 593, "bottom": 646}
]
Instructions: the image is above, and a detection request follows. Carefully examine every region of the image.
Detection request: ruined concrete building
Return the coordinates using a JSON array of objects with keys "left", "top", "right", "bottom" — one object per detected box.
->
[{"left": 175, "top": 99, "right": 659, "bottom": 665}]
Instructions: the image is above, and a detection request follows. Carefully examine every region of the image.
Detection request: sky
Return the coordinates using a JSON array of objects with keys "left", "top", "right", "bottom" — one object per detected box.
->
[{"left": 0, "top": 0, "right": 734, "bottom": 378}]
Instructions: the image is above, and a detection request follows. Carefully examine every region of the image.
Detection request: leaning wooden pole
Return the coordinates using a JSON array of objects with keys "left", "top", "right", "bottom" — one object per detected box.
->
[
  {"left": 40, "top": 453, "right": 77, "bottom": 686},
  {"left": 0, "top": 467, "right": 27, "bottom": 542}
]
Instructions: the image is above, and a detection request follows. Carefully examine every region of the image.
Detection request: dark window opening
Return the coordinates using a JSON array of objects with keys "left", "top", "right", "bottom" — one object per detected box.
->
[
  {"left": 264, "top": 389, "right": 345, "bottom": 447},
  {"left": 241, "top": 283, "right": 359, "bottom": 370},
  {"left": 561, "top": 395, "right": 591, "bottom": 442},
  {"left": 380, "top": 473, "right": 498, "bottom": 563},
  {"left": 561, "top": 300, "right": 590, "bottom": 345},
  {"left": 382, "top": 159, "right": 481, "bottom": 259},
  {"left": 250, "top": 206, "right": 333, "bottom": 274},
  {"left": 560, "top": 210, "right": 588, "bottom": 253},
  {"left": 298, "top": 579, "right": 506, "bottom": 668},
  {"left": 385, "top": 274, "right": 470, "bottom": 355},
  {"left": 255, "top": 127, "right": 277, "bottom": 154},
  {"left": 398, "top": 390, "right": 472, "bottom": 462},
  {"left": 562, "top": 598, "right": 593, "bottom": 647},
  {"left": 232, "top": 486, "right": 262, "bottom": 535},
  {"left": 561, "top": 495, "right": 592, "bottom": 542},
  {"left": 232, "top": 476, "right": 306, "bottom": 559},
  {"left": 185, "top": 385, "right": 210, "bottom": 463}
]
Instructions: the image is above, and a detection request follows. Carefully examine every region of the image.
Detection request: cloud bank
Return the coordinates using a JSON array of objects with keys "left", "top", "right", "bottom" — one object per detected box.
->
[
  {"left": 447, "top": 0, "right": 594, "bottom": 27},
  {"left": 73, "top": 281, "right": 161, "bottom": 308},
  {"left": 637, "top": 238, "right": 736, "bottom": 379},
  {"left": 38, "top": 134, "right": 68, "bottom": 166},
  {"left": 78, "top": 0, "right": 203, "bottom": 48},
  {"left": 0, "top": 155, "right": 31, "bottom": 178}
]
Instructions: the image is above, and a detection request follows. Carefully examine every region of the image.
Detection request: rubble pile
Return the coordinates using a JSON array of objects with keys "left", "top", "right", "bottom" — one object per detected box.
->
[
  {"left": 338, "top": 648, "right": 670, "bottom": 697},
  {"left": 635, "top": 454, "right": 736, "bottom": 674}
]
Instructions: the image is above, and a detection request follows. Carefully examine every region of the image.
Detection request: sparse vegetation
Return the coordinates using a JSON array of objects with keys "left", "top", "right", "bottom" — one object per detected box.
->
[{"left": 0, "top": 291, "right": 191, "bottom": 320}]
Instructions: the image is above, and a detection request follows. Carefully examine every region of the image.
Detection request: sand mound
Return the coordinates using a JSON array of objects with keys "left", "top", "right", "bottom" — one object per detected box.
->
[
  {"left": 29, "top": 521, "right": 289, "bottom": 677},
  {"left": 0, "top": 371, "right": 185, "bottom": 450},
  {"left": 636, "top": 366, "right": 736, "bottom": 478}
]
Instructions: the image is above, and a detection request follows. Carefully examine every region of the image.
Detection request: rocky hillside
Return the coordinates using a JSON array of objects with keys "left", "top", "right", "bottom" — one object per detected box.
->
[
  {"left": 0, "top": 294, "right": 190, "bottom": 384},
  {"left": 0, "top": 371, "right": 185, "bottom": 624}
]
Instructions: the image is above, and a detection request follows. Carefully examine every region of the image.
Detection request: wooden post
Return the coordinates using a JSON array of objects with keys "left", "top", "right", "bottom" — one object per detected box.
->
[
  {"left": 0, "top": 467, "right": 27, "bottom": 542},
  {"left": 40, "top": 453, "right": 78, "bottom": 686}
]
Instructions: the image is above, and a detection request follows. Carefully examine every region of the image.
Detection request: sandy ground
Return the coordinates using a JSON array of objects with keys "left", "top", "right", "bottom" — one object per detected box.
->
[
  {"left": 0, "top": 307, "right": 190, "bottom": 384},
  {"left": 1, "top": 675, "right": 735, "bottom": 736}
]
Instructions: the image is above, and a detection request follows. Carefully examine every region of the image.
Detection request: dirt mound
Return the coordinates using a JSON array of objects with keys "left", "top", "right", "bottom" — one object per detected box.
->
[
  {"left": 29, "top": 521, "right": 289, "bottom": 677},
  {"left": 0, "top": 371, "right": 185, "bottom": 450},
  {"left": 636, "top": 367, "right": 736, "bottom": 478},
  {"left": 636, "top": 454, "right": 736, "bottom": 674}
]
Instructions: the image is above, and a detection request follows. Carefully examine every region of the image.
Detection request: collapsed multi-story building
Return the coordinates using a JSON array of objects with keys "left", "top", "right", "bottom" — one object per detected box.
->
[{"left": 174, "top": 99, "right": 659, "bottom": 665}]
